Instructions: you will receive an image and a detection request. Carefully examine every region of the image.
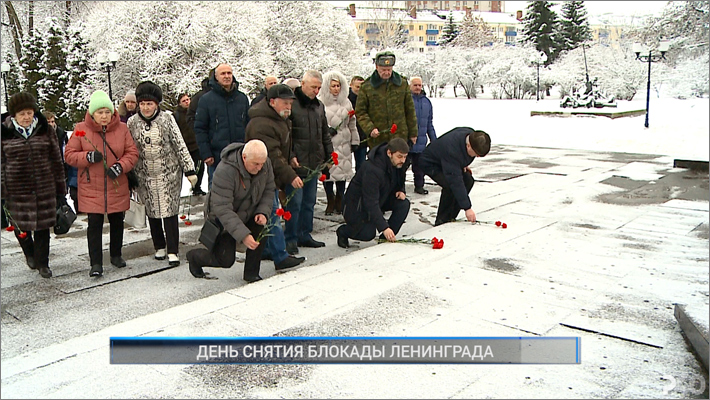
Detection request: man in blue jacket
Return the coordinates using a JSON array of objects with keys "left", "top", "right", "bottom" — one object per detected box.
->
[
  {"left": 194, "top": 63, "right": 250, "bottom": 188},
  {"left": 419, "top": 127, "right": 490, "bottom": 226},
  {"left": 409, "top": 77, "right": 437, "bottom": 194}
]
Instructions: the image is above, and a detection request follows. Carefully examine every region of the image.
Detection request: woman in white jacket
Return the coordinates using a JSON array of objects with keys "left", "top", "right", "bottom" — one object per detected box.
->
[{"left": 317, "top": 71, "right": 359, "bottom": 215}]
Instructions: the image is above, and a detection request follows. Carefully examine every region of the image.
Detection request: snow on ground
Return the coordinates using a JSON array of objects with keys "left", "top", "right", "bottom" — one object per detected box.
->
[{"left": 430, "top": 96, "right": 709, "bottom": 161}]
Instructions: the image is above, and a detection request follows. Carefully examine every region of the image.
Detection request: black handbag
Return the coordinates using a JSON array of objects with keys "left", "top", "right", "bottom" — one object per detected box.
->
[
  {"left": 198, "top": 218, "right": 223, "bottom": 252},
  {"left": 54, "top": 204, "right": 77, "bottom": 235}
]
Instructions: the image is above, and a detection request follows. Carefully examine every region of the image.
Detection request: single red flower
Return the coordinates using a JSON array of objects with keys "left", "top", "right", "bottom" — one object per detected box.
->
[
  {"left": 390, "top": 124, "right": 398, "bottom": 134},
  {"left": 18, "top": 232, "right": 27, "bottom": 239},
  {"left": 180, "top": 215, "right": 187, "bottom": 220},
  {"left": 333, "top": 158, "right": 339, "bottom": 166},
  {"left": 184, "top": 221, "right": 193, "bottom": 226},
  {"left": 348, "top": 110, "right": 355, "bottom": 117},
  {"left": 74, "top": 130, "right": 86, "bottom": 137},
  {"left": 276, "top": 208, "right": 285, "bottom": 217},
  {"left": 331, "top": 152, "right": 338, "bottom": 160},
  {"left": 495, "top": 221, "right": 501, "bottom": 227},
  {"left": 283, "top": 211, "right": 292, "bottom": 221},
  {"left": 501, "top": 223, "right": 507, "bottom": 229},
  {"left": 6, "top": 226, "right": 14, "bottom": 232},
  {"left": 431, "top": 237, "right": 438, "bottom": 244},
  {"left": 319, "top": 174, "right": 327, "bottom": 182}
]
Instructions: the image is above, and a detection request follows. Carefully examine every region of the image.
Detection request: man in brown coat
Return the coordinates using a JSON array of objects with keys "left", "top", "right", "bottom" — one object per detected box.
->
[{"left": 244, "top": 84, "right": 305, "bottom": 271}]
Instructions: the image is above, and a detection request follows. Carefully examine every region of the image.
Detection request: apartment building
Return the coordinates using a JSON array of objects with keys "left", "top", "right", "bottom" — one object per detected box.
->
[
  {"left": 404, "top": 1, "right": 503, "bottom": 12},
  {"left": 347, "top": 4, "right": 522, "bottom": 52}
]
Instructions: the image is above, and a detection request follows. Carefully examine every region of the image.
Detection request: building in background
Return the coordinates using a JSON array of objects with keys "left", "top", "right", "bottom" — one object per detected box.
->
[
  {"left": 347, "top": 4, "right": 522, "bottom": 52},
  {"left": 404, "top": 1, "right": 503, "bottom": 12}
]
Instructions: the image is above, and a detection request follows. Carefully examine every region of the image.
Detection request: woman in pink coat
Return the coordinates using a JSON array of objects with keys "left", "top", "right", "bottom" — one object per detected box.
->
[{"left": 65, "top": 90, "right": 139, "bottom": 277}]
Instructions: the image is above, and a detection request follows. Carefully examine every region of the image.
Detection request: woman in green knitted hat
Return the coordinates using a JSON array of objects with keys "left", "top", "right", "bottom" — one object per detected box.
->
[{"left": 65, "top": 90, "right": 139, "bottom": 278}]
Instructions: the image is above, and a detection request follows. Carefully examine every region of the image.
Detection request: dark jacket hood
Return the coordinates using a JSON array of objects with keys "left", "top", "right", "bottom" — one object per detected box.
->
[
  {"left": 369, "top": 70, "right": 403, "bottom": 89},
  {"left": 248, "top": 97, "right": 283, "bottom": 121}
]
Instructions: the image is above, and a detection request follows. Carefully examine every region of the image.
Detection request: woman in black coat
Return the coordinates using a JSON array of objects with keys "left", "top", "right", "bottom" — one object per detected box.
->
[{"left": 1, "top": 92, "right": 66, "bottom": 278}]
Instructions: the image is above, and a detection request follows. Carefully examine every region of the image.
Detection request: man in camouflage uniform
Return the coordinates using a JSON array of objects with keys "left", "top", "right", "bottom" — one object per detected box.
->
[{"left": 355, "top": 51, "right": 418, "bottom": 149}]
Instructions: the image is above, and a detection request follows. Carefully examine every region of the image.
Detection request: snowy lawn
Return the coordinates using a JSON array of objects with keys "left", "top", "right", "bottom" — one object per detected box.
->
[{"left": 429, "top": 96, "right": 709, "bottom": 161}]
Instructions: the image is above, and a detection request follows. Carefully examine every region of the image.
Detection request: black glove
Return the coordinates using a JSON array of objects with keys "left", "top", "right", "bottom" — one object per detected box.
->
[
  {"left": 351, "top": 145, "right": 358, "bottom": 154},
  {"left": 328, "top": 127, "right": 338, "bottom": 137},
  {"left": 107, "top": 162, "right": 123, "bottom": 179},
  {"left": 86, "top": 151, "right": 103, "bottom": 164}
]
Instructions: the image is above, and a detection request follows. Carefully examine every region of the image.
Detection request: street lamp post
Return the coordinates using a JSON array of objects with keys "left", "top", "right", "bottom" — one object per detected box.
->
[
  {"left": 530, "top": 52, "right": 547, "bottom": 101},
  {"left": 1, "top": 61, "right": 10, "bottom": 107},
  {"left": 633, "top": 40, "right": 669, "bottom": 128},
  {"left": 98, "top": 51, "right": 120, "bottom": 103}
]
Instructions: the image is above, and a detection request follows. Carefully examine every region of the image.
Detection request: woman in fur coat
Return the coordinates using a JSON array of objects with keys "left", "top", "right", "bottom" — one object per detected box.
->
[
  {"left": 317, "top": 71, "right": 359, "bottom": 215},
  {"left": 127, "top": 81, "right": 196, "bottom": 267},
  {"left": 2, "top": 92, "right": 66, "bottom": 279}
]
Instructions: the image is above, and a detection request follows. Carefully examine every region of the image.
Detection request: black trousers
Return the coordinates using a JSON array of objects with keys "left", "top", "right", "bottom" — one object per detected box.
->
[
  {"left": 148, "top": 215, "right": 179, "bottom": 255},
  {"left": 188, "top": 218, "right": 265, "bottom": 279},
  {"left": 427, "top": 171, "right": 475, "bottom": 226},
  {"left": 87, "top": 212, "right": 124, "bottom": 265},
  {"left": 16, "top": 228, "right": 51, "bottom": 268},
  {"left": 323, "top": 181, "right": 346, "bottom": 198},
  {"left": 342, "top": 197, "right": 410, "bottom": 241},
  {"left": 190, "top": 149, "right": 206, "bottom": 192}
]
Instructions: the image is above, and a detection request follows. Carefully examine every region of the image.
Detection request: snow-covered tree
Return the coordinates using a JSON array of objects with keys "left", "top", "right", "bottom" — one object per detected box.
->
[
  {"left": 18, "top": 30, "right": 45, "bottom": 99},
  {"left": 550, "top": 44, "right": 646, "bottom": 100},
  {"left": 265, "top": 1, "right": 364, "bottom": 83},
  {"left": 38, "top": 18, "right": 68, "bottom": 122},
  {"left": 63, "top": 21, "right": 93, "bottom": 126},
  {"left": 559, "top": 1, "right": 592, "bottom": 52},
  {"left": 450, "top": 14, "right": 494, "bottom": 48},
  {"left": 521, "top": 1, "right": 561, "bottom": 64},
  {"left": 438, "top": 12, "right": 459, "bottom": 46}
]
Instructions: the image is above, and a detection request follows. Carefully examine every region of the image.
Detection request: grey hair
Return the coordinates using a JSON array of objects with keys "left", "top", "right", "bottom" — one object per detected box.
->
[
  {"left": 410, "top": 76, "right": 423, "bottom": 83},
  {"left": 301, "top": 70, "right": 323, "bottom": 83},
  {"left": 282, "top": 78, "right": 300, "bottom": 90},
  {"left": 243, "top": 139, "right": 268, "bottom": 159}
]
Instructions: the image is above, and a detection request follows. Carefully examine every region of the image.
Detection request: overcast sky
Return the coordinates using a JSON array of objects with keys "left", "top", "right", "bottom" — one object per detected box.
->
[{"left": 327, "top": 1, "right": 669, "bottom": 17}]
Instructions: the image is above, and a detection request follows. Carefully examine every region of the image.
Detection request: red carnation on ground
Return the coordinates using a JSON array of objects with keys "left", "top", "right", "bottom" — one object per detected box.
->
[
  {"left": 180, "top": 215, "right": 187, "bottom": 220},
  {"left": 319, "top": 174, "right": 327, "bottom": 182},
  {"left": 283, "top": 211, "right": 292, "bottom": 221},
  {"left": 74, "top": 130, "right": 86, "bottom": 137},
  {"left": 184, "top": 221, "right": 193, "bottom": 226},
  {"left": 18, "top": 232, "right": 27, "bottom": 239},
  {"left": 502, "top": 223, "right": 507, "bottom": 229},
  {"left": 390, "top": 124, "right": 397, "bottom": 134},
  {"left": 431, "top": 237, "right": 438, "bottom": 244},
  {"left": 6, "top": 226, "right": 14, "bottom": 232},
  {"left": 276, "top": 208, "right": 285, "bottom": 217},
  {"left": 495, "top": 221, "right": 501, "bottom": 227}
]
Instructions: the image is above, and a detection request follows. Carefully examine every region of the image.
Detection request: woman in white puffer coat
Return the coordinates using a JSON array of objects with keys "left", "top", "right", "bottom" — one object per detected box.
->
[{"left": 317, "top": 70, "right": 359, "bottom": 215}]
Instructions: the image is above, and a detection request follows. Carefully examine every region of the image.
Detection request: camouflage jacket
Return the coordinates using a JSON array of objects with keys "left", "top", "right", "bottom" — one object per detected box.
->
[{"left": 355, "top": 70, "right": 418, "bottom": 148}]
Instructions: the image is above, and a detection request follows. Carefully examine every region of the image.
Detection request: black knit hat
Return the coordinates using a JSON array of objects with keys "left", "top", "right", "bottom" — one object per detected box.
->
[
  {"left": 8, "top": 92, "right": 38, "bottom": 116},
  {"left": 135, "top": 81, "right": 163, "bottom": 104}
]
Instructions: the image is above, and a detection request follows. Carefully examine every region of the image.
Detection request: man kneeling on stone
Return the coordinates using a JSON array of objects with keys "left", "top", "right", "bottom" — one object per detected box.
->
[
  {"left": 419, "top": 127, "right": 490, "bottom": 226},
  {"left": 336, "top": 138, "right": 410, "bottom": 248},
  {"left": 187, "top": 139, "right": 274, "bottom": 283}
]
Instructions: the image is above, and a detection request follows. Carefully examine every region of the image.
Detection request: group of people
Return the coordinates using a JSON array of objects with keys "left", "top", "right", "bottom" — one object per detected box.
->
[
  {"left": 2, "top": 81, "right": 198, "bottom": 278},
  {"left": 186, "top": 52, "right": 491, "bottom": 283},
  {"left": 1, "top": 51, "right": 490, "bottom": 284}
]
